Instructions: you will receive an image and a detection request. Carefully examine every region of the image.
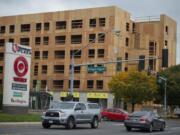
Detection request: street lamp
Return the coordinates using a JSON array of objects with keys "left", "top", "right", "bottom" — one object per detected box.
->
[{"left": 157, "top": 75, "right": 167, "bottom": 116}]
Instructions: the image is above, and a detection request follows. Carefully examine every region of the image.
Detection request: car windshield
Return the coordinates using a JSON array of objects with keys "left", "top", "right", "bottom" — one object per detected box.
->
[
  {"left": 131, "top": 111, "right": 149, "bottom": 116},
  {"left": 50, "top": 102, "right": 75, "bottom": 109}
]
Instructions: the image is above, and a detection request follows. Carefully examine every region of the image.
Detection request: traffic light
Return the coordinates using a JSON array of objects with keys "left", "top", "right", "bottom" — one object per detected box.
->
[
  {"left": 116, "top": 57, "right": 122, "bottom": 71},
  {"left": 138, "top": 55, "right": 145, "bottom": 71},
  {"left": 162, "top": 48, "right": 168, "bottom": 68},
  {"left": 156, "top": 72, "right": 163, "bottom": 84}
]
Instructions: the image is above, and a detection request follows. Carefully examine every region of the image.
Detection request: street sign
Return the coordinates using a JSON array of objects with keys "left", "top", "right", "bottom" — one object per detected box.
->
[{"left": 87, "top": 66, "right": 106, "bottom": 73}]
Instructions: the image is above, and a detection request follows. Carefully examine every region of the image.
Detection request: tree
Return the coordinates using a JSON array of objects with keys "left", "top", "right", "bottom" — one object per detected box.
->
[
  {"left": 109, "top": 69, "right": 157, "bottom": 112},
  {"left": 155, "top": 64, "right": 180, "bottom": 108}
]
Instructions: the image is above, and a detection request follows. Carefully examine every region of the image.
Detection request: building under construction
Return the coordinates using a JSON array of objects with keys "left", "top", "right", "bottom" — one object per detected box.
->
[{"left": 0, "top": 6, "right": 177, "bottom": 109}]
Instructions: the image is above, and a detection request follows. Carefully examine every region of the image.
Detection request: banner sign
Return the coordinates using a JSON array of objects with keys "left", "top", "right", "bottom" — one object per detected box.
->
[{"left": 3, "top": 43, "right": 31, "bottom": 107}]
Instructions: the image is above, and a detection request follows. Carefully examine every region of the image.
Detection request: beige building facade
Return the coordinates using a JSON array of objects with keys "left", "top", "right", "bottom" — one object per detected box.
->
[{"left": 0, "top": 6, "right": 176, "bottom": 107}]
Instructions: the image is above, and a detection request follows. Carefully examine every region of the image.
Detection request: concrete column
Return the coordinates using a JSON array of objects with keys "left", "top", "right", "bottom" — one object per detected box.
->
[
  {"left": 79, "top": 92, "right": 87, "bottom": 102},
  {"left": 107, "top": 93, "right": 114, "bottom": 108},
  {"left": 53, "top": 92, "right": 60, "bottom": 101}
]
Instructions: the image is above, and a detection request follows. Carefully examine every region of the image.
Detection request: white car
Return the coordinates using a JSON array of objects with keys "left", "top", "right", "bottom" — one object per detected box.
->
[{"left": 42, "top": 101, "right": 101, "bottom": 129}]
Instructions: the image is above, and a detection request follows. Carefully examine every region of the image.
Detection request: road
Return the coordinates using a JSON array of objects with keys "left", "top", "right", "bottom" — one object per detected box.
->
[{"left": 0, "top": 119, "right": 180, "bottom": 135}]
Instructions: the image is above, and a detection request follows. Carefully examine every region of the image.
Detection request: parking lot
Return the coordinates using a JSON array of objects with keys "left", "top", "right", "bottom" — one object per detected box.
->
[{"left": 0, "top": 119, "right": 180, "bottom": 135}]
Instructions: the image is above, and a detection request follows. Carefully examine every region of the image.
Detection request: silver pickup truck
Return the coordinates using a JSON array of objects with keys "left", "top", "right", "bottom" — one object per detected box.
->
[{"left": 42, "top": 101, "right": 101, "bottom": 129}]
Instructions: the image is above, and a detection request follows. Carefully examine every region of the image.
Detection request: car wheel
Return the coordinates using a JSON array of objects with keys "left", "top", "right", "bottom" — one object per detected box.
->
[
  {"left": 91, "top": 117, "right": 99, "bottom": 129},
  {"left": 148, "top": 124, "right": 153, "bottom": 133},
  {"left": 66, "top": 117, "right": 75, "bottom": 129},
  {"left": 160, "top": 123, "right": 165, "bottom": 131},
  {"left": 42, "top": 122, "right": 51, "bottom": 129},
  {"left": 126, "top": 126, "right": 131, "bottom": 131}
]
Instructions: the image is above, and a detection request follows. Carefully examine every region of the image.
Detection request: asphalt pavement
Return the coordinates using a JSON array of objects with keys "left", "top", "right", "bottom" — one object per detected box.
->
[{"left": 0, "top": 119, "right": 180, "bottom": 135}]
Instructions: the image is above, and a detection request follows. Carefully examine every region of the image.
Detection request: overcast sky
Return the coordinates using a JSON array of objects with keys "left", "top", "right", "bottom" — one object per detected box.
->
[{"left": 0, "top": 0, "right": 179, "bottom": 64}]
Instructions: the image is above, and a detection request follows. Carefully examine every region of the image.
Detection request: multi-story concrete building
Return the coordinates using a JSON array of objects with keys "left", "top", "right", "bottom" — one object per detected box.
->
[{"left": 0, "top": 6, "right": 176, "bottom": 108}]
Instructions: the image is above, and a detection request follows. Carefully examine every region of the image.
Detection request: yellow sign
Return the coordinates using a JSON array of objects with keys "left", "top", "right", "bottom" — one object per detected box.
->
[
  {"left": 60, "top": 92, "right": 79, "bottom": 98},
  {"left": 87, "top": 92, "right": 108, "bottom": 99}
]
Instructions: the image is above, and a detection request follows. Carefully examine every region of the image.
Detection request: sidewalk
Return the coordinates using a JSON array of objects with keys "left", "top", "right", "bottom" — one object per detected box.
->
[{"left": 0, "top": 122, "right": 41, "bottom": 125}]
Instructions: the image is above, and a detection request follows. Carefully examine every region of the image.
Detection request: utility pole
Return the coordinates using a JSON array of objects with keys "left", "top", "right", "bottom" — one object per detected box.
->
[{"left": 68, "top": 32, "right": 110, "bottom": 101}]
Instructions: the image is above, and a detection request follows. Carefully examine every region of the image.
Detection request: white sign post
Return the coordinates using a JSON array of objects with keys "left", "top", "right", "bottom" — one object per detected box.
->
[{"left": 3, "top": 43, "right": 31, "bottom": 114}]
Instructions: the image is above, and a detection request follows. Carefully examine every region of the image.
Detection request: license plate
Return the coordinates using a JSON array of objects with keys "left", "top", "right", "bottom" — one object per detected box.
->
[
  {"left": 49, "top": 120, "right": 53, "bottom": 124},
  {"left": 133, "top": 119, "right": 137, "bottom": 122}
]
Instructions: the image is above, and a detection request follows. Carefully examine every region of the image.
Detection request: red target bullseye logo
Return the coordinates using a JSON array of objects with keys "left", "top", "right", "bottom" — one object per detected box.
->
[{"left": 14, "top": 56, "right": 28, "bottom": 77}]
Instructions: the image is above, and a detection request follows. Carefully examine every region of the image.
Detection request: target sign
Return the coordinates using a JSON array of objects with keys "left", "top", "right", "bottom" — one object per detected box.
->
[{"left": 14, "top": 56, "right": 28, "bottom": 77}]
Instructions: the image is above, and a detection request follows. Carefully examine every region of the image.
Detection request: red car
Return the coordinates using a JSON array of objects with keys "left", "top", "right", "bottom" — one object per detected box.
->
[{"left": 101, "top": 108, "right": 129, "bottom": 121}]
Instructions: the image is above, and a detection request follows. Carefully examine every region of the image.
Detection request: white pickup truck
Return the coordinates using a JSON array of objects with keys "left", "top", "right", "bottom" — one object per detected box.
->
[{"left": 42, "top": 101, "right": 101, "bottom": 129}]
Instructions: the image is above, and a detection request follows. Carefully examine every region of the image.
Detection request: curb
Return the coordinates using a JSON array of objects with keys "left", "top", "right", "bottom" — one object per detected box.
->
[{"left": 0, "top": 122, "right": 41, "bottom": 125}]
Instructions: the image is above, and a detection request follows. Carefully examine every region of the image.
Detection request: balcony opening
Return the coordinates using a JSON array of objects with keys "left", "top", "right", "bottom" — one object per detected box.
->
[
  {"left": 41, "top": 80, "right": 47, "bottom": 90},
  {"left": 21, "top": 24, "right": 30, "bottom": 32},
  {"left": 99, "top": 18, "right": 105, "bottom": 27},
  {"left": 54, "top": 65, "right": 64, "bottom": 73},
  {"left": 20, "top": 38, "right": 29, "bottom": 46},
  {"left": 132, "top": 23, "right": 136, "bottom": 33},
  {"left": 98, "top": 49, "right": 104, "bottom": 58},
  {"left": 44, "top": 22, "right": 49, "bottom": 31},
  {"left": 87, "top": 80, "right": 94, "bottom": 89},
  {"left": 165, "top": 26, "right": 168, "bottom": 34},
  {"left": 69, "top": 80, "right": 80, "bottom": 88},
  {"left": 33, "top": 80, "right": 37, "bottom": 88},
  {"left": 98, "top": 33, "right": 105, "bottom": 43},
  {"left": 96, "top": 80, "right": 103, "bottom": 89},
  {"left": 88, "top": 49, "right": 95, "bottom": 58},
  {"left": 36, "top": 23, "right": 41, "bottom": 31},
  {"left": 0, "top": 52, "right": 4, "bottom": 61},
  {"left": 34, "top": 51, "right": 40, "bottom": 59},
  {"left": 70, "top": 65, "right": 81, "bottom": 73},
  {"left": 71, "top": 35, "right": 82, "bottom": 44},
  {"left": 125, "top": 37, "right": 129, "bottom": 47},
  {"left": 9, "top": 38, "right": 14, "bottom": 43},
  {"left": 42, "top": 51, "right": 48, "bottom": 59},
  {"left": 42, "top": 65, "right": 47, "bottom": 74},
  {"left": 43, "top": 36, "right": 49, "bottom": 45},
  {"left": 149, "top": 41, "right": 156, "bottom": 56},
  {"left": 126, "top": 23, "right": 129, "bottom": 31},
  {"left": 53, "top": 80, "right": 63, "bottom": 89},
  {"left": 89, "top": 34, "right": 96, "bottom": 43},
  {"left": 0, "top": 39, "right": 5, "bottom": 47},
  {"left": 35, "top": 37, "right": 41, "bottom": 45},
  {"left": 0, "top": 66, "right": 3, "bottom": 73},
  {"left": 56, "top": 21, "right": 66, "bottom": 29},
  {"left": 89, "top": 19, "right": 96, "bottom": 27},
  {"left": 70, "top": 50, "right": 81, "bottom": 58},
  {"left": 125, "top": 52, "right": 128, "bottom": 60},
  {"left": 9, "top": 25, "right": 15, "bottom": 33},
  {"left": 72, "top": 20, "right": 83, "bottom": 29},
  {"left": 54, "top": 50, "right": 65, "bottom": 59},
  {"left": 55, "top": 36, "right": 66, "bottom": 45},
  {"left": 34, "top": 65, "right": 38, "bottom": 76},
  {"left": 0, "top": 26, "right": 5, "bottom": 34}
]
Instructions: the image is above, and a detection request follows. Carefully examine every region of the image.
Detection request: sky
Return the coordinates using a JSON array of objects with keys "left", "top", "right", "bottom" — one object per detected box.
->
[{"left": 0, "top": 0, "right": 179, "bottom": 64}]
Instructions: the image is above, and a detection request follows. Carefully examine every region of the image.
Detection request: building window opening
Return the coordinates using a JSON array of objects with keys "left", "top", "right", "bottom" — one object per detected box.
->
[
  {"left": 72, "top": 20, "right": 83, "bottom": 29},
  {"left": 89, "top": 19, "right": 96, "bottom": 27},
  {"left": 56, "top": 21, "right": 66, "bottom": 29},
  {"left": 21, "top": 24, "right": 30, "bottom": 32}
]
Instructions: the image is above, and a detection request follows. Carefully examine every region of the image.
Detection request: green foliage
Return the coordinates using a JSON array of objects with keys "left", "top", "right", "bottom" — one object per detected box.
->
[
  {"left": 0, "top": 87, "right": 3, "bottom": 110},
  {"left": 156, "top": 64, "right": 180, "bottom": 106},
  {"left": 0, "top": 113, "right": 41, "bottom": 122},
  {"left": 109, "top": 69, "right": 157, "bottom": 111}
]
